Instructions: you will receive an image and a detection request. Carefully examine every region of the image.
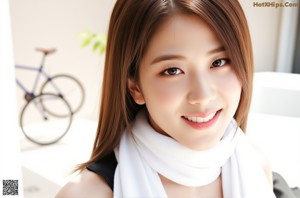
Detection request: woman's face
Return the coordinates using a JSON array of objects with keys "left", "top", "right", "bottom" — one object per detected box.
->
[{"left": 128, "top": 14, "right": 241, "bottom": 150}]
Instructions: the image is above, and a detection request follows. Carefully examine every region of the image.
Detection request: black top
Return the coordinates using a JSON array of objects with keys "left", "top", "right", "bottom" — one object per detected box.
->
[{"left": 86, "top": 152, "right": 117, "bottom": 190}]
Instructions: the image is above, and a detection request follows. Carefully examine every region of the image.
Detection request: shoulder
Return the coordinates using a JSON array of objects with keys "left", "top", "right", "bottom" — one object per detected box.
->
[{"left": 55, "top": 169, "right": 112, "bottom": 198}]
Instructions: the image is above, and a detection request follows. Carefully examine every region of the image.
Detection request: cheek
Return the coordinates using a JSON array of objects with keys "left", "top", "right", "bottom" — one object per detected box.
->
[
  {"left": 211, "top": 68, "right": 242, "bottom": 110},
  {"left": 220, "top": 72, "right": 242, "bottom": 105},
  {"left": 142, "top": 77, "right": 184, "bottom": 104}
]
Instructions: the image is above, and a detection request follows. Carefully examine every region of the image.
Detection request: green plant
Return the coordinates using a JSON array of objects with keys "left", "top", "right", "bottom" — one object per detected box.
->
[{"left": 78, "top": 30, "right": 107, "bottom": 56}]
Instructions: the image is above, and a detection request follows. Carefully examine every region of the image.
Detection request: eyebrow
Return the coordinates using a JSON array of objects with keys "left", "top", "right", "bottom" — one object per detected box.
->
[
  {"left": 150, "top": 46, "right": 226, "bottom": 65},
  {"left": 150, "top": 54, "right": 185, "bottom": 65}
]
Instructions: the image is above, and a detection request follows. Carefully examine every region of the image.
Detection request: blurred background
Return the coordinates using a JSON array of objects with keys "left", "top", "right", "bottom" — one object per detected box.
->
[{"left": 2, "top": 0, "right": 300, "bottom": 197}]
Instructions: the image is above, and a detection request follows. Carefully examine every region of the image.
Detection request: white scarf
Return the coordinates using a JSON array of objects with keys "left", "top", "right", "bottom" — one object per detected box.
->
[{"left": 114, "top": 110, "right": 275, "bottom": 198}]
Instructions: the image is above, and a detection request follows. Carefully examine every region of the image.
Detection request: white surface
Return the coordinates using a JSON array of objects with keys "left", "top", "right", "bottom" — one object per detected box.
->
[
  {"left": 0, "top": 0, "right": 23, "bottom": 196},
  {"left": 249, "top": 72, "right": 300, "bottom": 188},
  {"left": 251, "top": 72, "right": 300, "bottom": 117},
  {"left": 22, "top": 167, "right": 60, "bottom": 198},
  {"left": 247, "top": 112, "right": 300, "bottom": 188},
  {"left": 20, "top": 118, "right": 97, "bottom": 198}
]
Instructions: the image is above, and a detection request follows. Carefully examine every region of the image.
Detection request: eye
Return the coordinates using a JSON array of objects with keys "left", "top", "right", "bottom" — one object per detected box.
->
[
  {"left": 211, "top": 58, "right": 230, "bottom": 68},
  {"left": 162, "top": 67, "right": 183, "bottom": 76}
]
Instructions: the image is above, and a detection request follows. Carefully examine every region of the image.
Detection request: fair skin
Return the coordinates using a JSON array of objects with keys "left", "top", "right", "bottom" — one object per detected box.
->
[
  {"left": 56, "top": 14, "right": 272, "bottom": 198},
  {"left": 128, "top": 13, "right": 239, "bottom": 197},
  {"left": 129, "top": 14, "right": 241, "bottom": 151}
]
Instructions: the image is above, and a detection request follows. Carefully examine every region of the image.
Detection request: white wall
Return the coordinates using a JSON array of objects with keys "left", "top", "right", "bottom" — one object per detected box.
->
[
  {"left": 0, "top": 0, "right": 23, "bottom": 195},
  {"left": 10, "top": 0, "right": 296, "bottom": 120},
  {"left": 10, "top": 0, "right": 116, "bottom": 120},
  {"left": 240, "top": 0, "right": 282, "bottom": 72}
]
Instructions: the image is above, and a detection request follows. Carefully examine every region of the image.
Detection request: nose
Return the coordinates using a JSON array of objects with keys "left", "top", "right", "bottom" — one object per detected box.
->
[{"left": 187, "top": 73, "right": 216, "bottom": 105}]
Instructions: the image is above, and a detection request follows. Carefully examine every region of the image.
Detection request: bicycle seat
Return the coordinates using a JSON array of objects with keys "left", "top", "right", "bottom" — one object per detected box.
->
[{"left": 35, "top": 48, "right": 57, "bottom": 55}]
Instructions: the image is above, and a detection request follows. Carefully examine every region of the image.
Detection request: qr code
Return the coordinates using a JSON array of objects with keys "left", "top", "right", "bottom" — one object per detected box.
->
[{"left": 3, "top": 180, "right": 18, "bottom": 196}]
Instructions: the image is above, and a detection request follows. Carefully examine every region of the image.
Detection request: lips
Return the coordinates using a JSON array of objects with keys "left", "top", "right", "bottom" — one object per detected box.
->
[
  {"left": 182, "top": 109, "right": 222, "bottom": 130},
  {"left": 183, "top": 112, "right": 216, "bottom": 123}
]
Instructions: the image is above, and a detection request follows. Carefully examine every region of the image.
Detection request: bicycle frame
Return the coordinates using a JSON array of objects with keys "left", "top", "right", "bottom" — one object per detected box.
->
[
  {"left": 15, "top": 56, "right": 62, "bottom": 100},
  {"left": 16, "top": 49, "right": 77, "bottom": 145},
  {"left": 15, "top": 65, "right": 45, "bottom": 95}
]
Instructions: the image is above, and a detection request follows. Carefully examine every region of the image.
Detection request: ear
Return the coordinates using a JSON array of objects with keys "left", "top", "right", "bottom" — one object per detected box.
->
[{"left": 127, "top": 78, "right": 145, "bottom": 105}]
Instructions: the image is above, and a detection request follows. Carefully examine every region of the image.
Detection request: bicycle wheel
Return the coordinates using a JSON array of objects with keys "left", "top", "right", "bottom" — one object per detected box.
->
[
  {"left": 40, "top": 74, "right": 85, "bottom": 117},
  {"left": 20, "top": 93, "right": 72, "bottom": 145}
]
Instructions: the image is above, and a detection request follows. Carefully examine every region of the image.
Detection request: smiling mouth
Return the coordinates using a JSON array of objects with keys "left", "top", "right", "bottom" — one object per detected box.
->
[
  {"left": 183, "top": 112, "right": 216, "bottom": 123},
  {"left": 181, "top": 109, "right": 222, "bottom": 129}
]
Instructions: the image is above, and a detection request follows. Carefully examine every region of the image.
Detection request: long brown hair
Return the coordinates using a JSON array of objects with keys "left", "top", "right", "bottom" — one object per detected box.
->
[{"left": 77, "top": 0, "right": 253, "bottom": 171}]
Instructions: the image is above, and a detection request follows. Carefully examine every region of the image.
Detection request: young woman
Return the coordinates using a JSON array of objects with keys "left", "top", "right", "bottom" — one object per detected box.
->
[{"left": 56, "top": 0, "right": 276, "bottom": 197}]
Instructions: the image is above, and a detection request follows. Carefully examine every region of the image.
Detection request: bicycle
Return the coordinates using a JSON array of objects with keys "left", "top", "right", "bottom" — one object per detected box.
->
[{"left": 15, "top": 48, "right": 85, "bottom": 145}]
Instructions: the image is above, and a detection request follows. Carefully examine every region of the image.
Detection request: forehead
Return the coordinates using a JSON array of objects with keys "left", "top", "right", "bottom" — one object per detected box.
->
[{"left": 143, "top": 14, "right": 222, "bottom": 62}]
